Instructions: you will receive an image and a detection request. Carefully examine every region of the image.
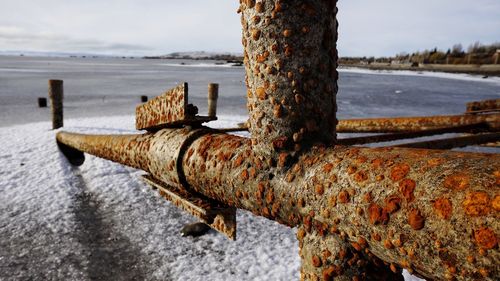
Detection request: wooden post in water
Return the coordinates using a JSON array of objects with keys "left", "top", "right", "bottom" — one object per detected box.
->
[
  {"left": 48, "top": 79, "right": 63, "bottom": 129},
  {"left": 38, "top": 97, "right": 47, "bottom": 108},
  {"left": 207, "top": 83, "right": 219, "bottom": 118}
]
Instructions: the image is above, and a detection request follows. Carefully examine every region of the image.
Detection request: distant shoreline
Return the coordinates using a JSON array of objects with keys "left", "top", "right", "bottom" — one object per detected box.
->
[{"left": 339, "top": 63, "right": 500, "bottom": 77}]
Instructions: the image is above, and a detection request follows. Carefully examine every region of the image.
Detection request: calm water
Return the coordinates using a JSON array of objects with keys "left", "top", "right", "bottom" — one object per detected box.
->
[{"left": 0, "top": 55, "right": 499, "bottom": 127}]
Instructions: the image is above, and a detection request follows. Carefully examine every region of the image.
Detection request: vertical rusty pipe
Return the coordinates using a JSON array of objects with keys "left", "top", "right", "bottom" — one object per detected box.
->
[
  {"left": 240, "top": 0, "right": 338, "bottom": 156},
  {"left": 208, "top": 83, "right": 219, "bottom": 118},
  {"left": 49, "top": 79, "right": 63, "bottom": 129}
]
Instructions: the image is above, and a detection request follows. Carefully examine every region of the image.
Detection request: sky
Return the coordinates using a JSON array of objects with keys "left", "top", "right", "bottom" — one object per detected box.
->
[{"left": 0, "top": 0, "right": 499, "bottom": 57}]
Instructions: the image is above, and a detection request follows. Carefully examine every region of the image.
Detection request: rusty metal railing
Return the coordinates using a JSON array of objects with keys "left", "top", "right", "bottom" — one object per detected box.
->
[{"left": 56, "top": 1, "right": 499, "bottom": 280}]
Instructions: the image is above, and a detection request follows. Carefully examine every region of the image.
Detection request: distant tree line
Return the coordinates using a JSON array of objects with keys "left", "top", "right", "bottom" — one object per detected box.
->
[{"left": 341, "top": 42, "right": 500, "bottom": 65}]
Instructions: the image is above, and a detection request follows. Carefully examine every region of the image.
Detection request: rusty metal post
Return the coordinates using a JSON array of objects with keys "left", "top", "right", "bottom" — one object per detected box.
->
[
  {"left": 207, "top": 83, "right": 218, "bottom": 118},
  {"left": 240, "top": 0, "right": 338, "bottom": 156},
  {"left": 48, "top": 79, "right": 63, "bottom": 129}
]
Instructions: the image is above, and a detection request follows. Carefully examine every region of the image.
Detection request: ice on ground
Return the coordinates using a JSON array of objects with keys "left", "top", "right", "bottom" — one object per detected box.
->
[
  {"left": 339, "top": 67, "right": 500, "bottom": 85},
  {"left": 0, "top": 115, "right": 424, "bottom": 280}
]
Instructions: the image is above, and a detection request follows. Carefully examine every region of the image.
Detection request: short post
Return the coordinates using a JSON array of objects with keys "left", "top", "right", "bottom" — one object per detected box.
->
[
  {"left": 48, "top": 79, "right": 63, "bottom": 129},
  {"left": 207, "top": 83, "right": 218, "bottom": 118},
  {"left": 141, "top": 95, "right": 148, "bottom": 102},
  {"left": 38, "top": 97, "right": 47, "bottom": 108}
]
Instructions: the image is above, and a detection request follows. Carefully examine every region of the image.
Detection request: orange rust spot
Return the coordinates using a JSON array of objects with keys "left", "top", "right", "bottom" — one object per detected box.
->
[
  {"left": 390, "top": 263, "right": 398, "bottom": 273},
  {"left": 371, "top": 232, "right": 381, "bottom": 241},
  {"left": 328, "top": 195, "right": 336, "bottom": 207},
  {"left": 358, "top": 237, "right": 368, "bottom": 249},
  {"left": 355, "top": 156, "right": 368, "bottom": 164},
  {"left": 311, "top": 255, "right": 322, "bottom": 267},
  {"left": 367, "top": 203, "right": 389, "bottom": 225},
  {"left": 262, "top": 207, "right": 270, "bottom": 217},
  {"left": 363, "top": 192, "right": 373, "bottom": 203},
  {"left": 278, "top": 152, "right": 288, "bottom": 167},
  {"left": 322, "top": 249, "right": 332, "bottom": 260},
  {"left": 351, "top": 242, "right": 362, "bottom": 251},
  {"left": 322, "top": 163, "right": 334, "bottom": 173},
  {"left": 463, "top": 191, "right": 490, "bottom": 216},
  {"left": 266, "top": 191, "right": 274, "bottom": 204},
  {"left": 384, "top": 239, "right": 394, "bottom": 249},
  {"left": 272, "top": 136, "right": 287, "bottom": 149},
  {"left": 329, "top": 174, "right": 337, "bottom": 183},
  {"left": 433, "top": 197, "right": 453, "bottom": 220},
  {"left": 240, "top": 169, "right": 249, "bottom": 181},
  {"left": 248, "top": 167, "right": 256, "bottom": 179},
  {"left": 354, "top": 171, "right": 368, "bottom": 182},
  {"left": 399, "top": 178, "right": 416, "bottom": 202},
  {"left": 338, "top": 191, "right": 350, "bottom": 203},
  {"left": 384, "top": 195, "right": 401, "bottom": 214},
  {"left": 371, "top": 158, "right": 384, "bottom": 169},
  {"left": 390, "top": 163, "right": 410, "bottom": 181},
  {"left": 408, "top": 209, "right": 425, "bottom": 230},
  {"left": 233, "top": 155, "right": 244, "bottom": 168},
  {"left": 427, "top": 158, "right": 444, "bottom": 167},
  {"left": 315, "top": 184, "right": 324, "bottom": 195},
  {"left": 256, "top": 87, "right": 267, "bottom": 100},
  {"left": 443, "top": 173, "right": 470, "bottom": 190},
  {"left": 474, "top": 227, "right": 498, "bottom": 249},
  {"left": 297, "top": 228, "right": 306, "bottom": 241},
  {"left": 491, "top": 194, "right": 500, "bottom": 212},
  {"left": 347, "top": 165, "right": 357, "bottom": 175}
]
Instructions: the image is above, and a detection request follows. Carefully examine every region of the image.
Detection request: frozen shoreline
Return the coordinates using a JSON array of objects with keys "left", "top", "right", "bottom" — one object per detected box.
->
[{"left": 339, "top": 67, "right": 500, "bottom": 84}]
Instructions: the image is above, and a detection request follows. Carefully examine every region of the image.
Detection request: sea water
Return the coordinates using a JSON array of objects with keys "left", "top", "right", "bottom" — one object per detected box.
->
[{"left": 0, "top": 55, "right": 499, "bottom": 127}]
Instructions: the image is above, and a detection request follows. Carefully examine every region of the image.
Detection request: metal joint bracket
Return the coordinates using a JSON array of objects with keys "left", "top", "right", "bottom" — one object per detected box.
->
[{"left": 135, "top": 82, "right": 217, "bottom": 131}]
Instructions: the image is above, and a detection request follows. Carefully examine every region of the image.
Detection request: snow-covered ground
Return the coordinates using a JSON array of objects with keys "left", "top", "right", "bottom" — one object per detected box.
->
[{"left": 0, "top": 114, "right": 427, "bottom": 280}]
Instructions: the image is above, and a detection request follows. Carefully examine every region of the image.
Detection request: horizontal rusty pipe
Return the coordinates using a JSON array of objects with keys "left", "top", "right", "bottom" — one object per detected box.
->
[
  {"left": 56, "top": 129, "right": 500, "bottom": 280},
  {"left": 395, "top": 132, "right": 500, "bottom": 150},
  {"left": 466, "top": 99, "right": 500, "bottom": 113},
  {"left": 336, "top": 113, "right": 500, "bottom": 133},
  {"left": 337, "top": 123, "right": 490, "bottom": 146}
]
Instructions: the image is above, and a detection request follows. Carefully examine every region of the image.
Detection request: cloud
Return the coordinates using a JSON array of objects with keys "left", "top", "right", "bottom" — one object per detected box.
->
[{"left": 0, "top": 26, "right": 151, "bottom": 54}]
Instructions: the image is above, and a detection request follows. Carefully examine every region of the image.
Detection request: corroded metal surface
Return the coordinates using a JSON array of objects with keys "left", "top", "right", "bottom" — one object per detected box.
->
[
  {"left": 135, "top": 83, "right": 216, "bottom": 131},
  {"left": 142, "top": 174, "right": 236, "bottom": 240},
  {"left": 396, "top": 132, "right": 500, "bottom": 149},
  {"left": 337, "top": 113, "right": 500, "bottom": 133},
  {"left": 240, "top": 0, "right": 338, "bottom": 155},
  {"left": 59, "top": 130, "right": 500, "bottom": 280},
  {"left": 466, "top": 99, "right": 500, "bottom": 113},
  {"left": 182, "top": 133, "right": 500, "bottom": 281},
  {"left": 338, "top": 124, "right": 489, "bottom": 146},
  {"left": 57, "top": 129, "right": 500, "bottom": 280}
]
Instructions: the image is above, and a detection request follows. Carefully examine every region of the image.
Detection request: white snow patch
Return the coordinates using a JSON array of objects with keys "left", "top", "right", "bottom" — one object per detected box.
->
[{"left": 0, "top": 115, "right": 424, "bottom": 280}]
